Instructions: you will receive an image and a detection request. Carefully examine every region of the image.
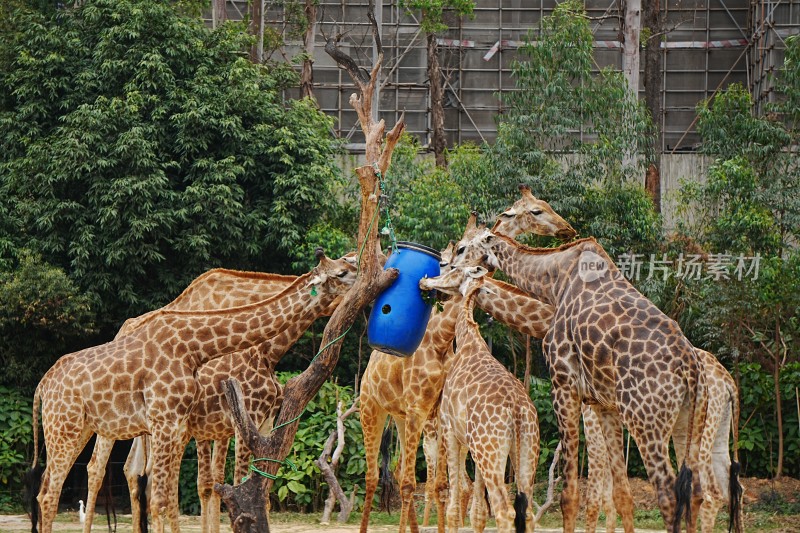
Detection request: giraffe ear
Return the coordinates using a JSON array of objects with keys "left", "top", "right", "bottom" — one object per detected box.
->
[{"left": 467, "top": 265, "right": 488, "bottom": 279}]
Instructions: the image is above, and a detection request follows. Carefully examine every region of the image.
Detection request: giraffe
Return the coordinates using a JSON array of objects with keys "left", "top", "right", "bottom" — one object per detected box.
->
[
  {"left": 81, "top": 269, "right": 302, "bottom": 533},
  {"left": 115, "top": 268, "right": 299, "bottom": 337},
  {"left": 420, "top": 264, "right": 540, "bottom": 533},
  {"left": 358, "top": 204, "right": 573, "bottom": 533},
  {"left": 495, "top": 201, "right": 744, "bottom": 533},
  {"left": 452, "top": 231, "right": 711, "bottom": 533},
  {"left": 28, "top": 250, "right": 357, "bottom": 533}
]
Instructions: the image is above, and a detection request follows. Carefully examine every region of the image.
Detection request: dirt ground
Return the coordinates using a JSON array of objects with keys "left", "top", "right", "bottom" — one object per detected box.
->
[{"left": 2, "top": 477, "right": 797, "bottom": 532}]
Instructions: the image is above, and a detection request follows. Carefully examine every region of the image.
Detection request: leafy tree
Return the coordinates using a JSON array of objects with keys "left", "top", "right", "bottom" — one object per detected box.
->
[
  {"left": 0, "top": 252, "right": 97, "bottom": 392},
  {"left": 492, "top": 0, "right": 659, "bottom": 258},
  {"left": 676, "top": 43, "right": 800, "bottom": 477},
  {"left": 0, "top": 0, "right": 339, "bottom": 332},
  {"left": 0, "top": 386, "right": 33, "bottom": 511}
]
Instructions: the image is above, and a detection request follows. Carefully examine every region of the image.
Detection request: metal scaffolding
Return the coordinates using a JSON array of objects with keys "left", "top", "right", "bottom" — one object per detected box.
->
[{"left": 209, "top": 0, "right": 800, "bottom": 153}]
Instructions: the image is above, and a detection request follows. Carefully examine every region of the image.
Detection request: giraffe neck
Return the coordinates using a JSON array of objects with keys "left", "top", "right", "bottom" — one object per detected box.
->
[
  {"left": 454, "top": 286, "right": 485, "bottom": 358},
  {"left": 149, "top": 270, "right": 341, "bottom": 366},
  {"left": 419, "top": 297, "right": 462, "bottom": 362},
  {"left": 489, "top": 235, "right": 608, "bottom": 306},
  {"left": 475, "top": 278, "right": 554, "bottom": 339}
]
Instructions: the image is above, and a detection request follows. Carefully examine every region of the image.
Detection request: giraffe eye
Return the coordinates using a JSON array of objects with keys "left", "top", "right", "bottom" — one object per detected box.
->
[
  {"left": 456, "top": 246, "right": 465, "bottom": 255},
  {"left": 531, "top": 209, "right": 543, "bottom": 216},
  {"left": 498, "top": 212, "right": 512, "bottom": 218},
  {"left": 337, "top": 270, "right": 348, "bottom": 277}
]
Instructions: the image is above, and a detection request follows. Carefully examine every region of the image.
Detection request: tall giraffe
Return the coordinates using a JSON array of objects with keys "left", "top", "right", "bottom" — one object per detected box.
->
[
  {"left": 28, "top": 251, "right": 356, "bottom": 533},
  {"left": 495, "top": 203, "right": 744, "bottom": 533},
  {"left": 453, "top": 231, "right": 711, "bottom": 533},
  {"left": 116, "top": 268, "right": 298, "bottom": 337},
  {"left": 359, "top": 205, "right": 572, "bottom": 533},
  {"left": 82, "top": 269, "right": 301, "bottom": 533},
  {"left": 421, "top": 264, "right": 540, "bottom": 533}
]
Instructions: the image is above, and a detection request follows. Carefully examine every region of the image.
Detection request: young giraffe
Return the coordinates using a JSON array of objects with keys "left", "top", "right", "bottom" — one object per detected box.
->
[
  {"left": 358, "top": 207, "right": 573, "bottom": 533},
  {"left": 453, "top": 231, "right": 711, "bottom": 533},
  {"left": 494, "top": 201, "right": 744, "bottom": 533},
  {"left": 421, "top": 264, "right": 540, "bottom": 533},
  {"left": 82, "top": 269, "right": 301, "bottom": 533},
  {"left": 28, "top": 251, "right": 356, "bottom": 533}
]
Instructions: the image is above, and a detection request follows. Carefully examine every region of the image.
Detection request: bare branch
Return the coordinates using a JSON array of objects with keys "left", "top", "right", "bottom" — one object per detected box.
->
[{"left": 534, "top": 442, "right": 562, "bottom": 523}]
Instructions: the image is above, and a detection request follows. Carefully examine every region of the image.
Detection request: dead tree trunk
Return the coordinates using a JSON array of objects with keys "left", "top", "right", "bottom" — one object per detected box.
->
[
  {"left": 249, "top": 0, "right": 264, "bottom": 64},
  {"left": 214, "top": 8, "right": 403, "bottom": 533},
  {"left": 427, "top": 32, "right": 447, "bottom": 168},
  {"left": 643, "top": 0, "right": 663, "bottom": 211},
  {"left": 300, "top": 0, "right": 318, "bottom": 99},
  {"left": 317, "top": 399, "right": 360, "bottom": 524},
  {"left": 212, "top": 0, "right": 227, "bottom": 29}
]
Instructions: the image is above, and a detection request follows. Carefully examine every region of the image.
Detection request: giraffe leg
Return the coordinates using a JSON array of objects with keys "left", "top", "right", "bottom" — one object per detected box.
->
[
  {"left": 38, "top": 429, "right": 94, "bottom": 533},
  {"left": 457, "top": 448, "right": 472, "bottom": 527},
  {"left": 433, "top": 421, "right": 448, "bottom": 533},
  {"left": 444, "top": 431, "right": 463, "bottom": 533},
  {"left": 147, "top": 432, "right": 186, "bottom": 533},
  {"left": 595, "top": 408, "right": 634, "bottom": 533},
  {"left": 630, "top": 427, "right": 677, "bottom": 531},
  {"left": 83, "top": 436, "right": 114, "bottom": 533},
  {"left": 196, "top": 440, "right": 214, "bottom": 533},
  {"left": 469, "top": 463, "right": 488, "bottom": 533},
  {"left": 515, "top": 411, "right": 539, "bottom": 533},
  {"left": 124, "top": 436, "right": 148, "bottom": 533},
  {"left": 551, "top": 387, "right": 582, "bottom": 533},
  {"left": 165, "top": 437, "right": 187, "bottom": 533},
  {"left": 473, "top": 442, "right": 513, "bottom": 533},
  {"left": 396, "top": 413, "right": 421, "bottom": 533},
  {"left": 699, "top": 399, "right": 733, "bottom": 533},
  {"left": 358, "top": 399, "right": 387, "bottom": 533},
  {"left": 208, "top": 438, "right": 229, "bottom": 533},
  {"left": 421, "top": 420, "right": 437, "bottom": 527}
]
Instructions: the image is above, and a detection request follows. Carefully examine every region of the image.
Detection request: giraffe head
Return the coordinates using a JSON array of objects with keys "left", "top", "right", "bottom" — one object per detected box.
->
[
  {"left": 305, "top": 248, "right": 358, "bottom": 296},
  {"left": 450, "top": 211, "right": 492, "bottom": 268},
  {"left": 492, "top": 184, "right": 576, "bottom": 240},
  {"left": 454, "top": 228, "right": 503, "bottom": 271},
  {"left": 439, "top": 240, "right": 457, "bottom": 269},
  {"left": 420, "top": 262, "right": 491, "bottom": 297}
]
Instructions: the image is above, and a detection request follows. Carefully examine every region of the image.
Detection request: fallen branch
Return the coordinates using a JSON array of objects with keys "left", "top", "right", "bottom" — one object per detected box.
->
[
  {"left": 318, "top": 398, "right": 361, "bottom": 524},
  {"left": 534, "top": 442, "right": 562, "bottom": 523}
]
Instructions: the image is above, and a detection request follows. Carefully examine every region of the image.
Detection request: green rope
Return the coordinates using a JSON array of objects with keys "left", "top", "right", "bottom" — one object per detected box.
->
[
  {"left": 247, "top": 457, "right": 297, "bottom": 481},
  {"left": 249, "top": 162, "right": 393, "bottom": 481},
  {"left": 373, "top": 162, "right": 398, "bottom": 253}
]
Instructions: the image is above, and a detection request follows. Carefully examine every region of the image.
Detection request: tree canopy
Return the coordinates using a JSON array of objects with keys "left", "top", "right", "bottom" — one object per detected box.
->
[{"left": 0, "top": 0, "right": 340, "bottom": 330}]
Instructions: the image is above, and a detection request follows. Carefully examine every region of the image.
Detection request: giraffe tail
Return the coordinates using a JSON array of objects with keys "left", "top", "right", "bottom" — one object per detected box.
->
[
  {"left": 728, "top": 385, "right": 744, "bottom": 533},
  {"left": 378, "top": 426, "right": 396, "bottom": 513},
  {"left": 513, "top": 492, "right": 528, "bottom": 533},
  {"left": 25, "top": 383, "right": 45, "bottom": 533},
  {"left": 137, "top": 474, "right": 148, "bottom": 533}
]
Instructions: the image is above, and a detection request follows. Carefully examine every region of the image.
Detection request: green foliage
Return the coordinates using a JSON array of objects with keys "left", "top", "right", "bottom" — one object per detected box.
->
[
  {"left": 690, "top": 84, "right": 800, "bottom": 251},
  {"left": 677, "top": 50, "right": 800, "bottom": 477},
  {"left": 736, "top": 362, "right": 800, "bottom": 476},
  {"left": 0, "top": 0, "right": 339, "bottom": 331},
  {"left": 0, "top": 251, "right": 97, "bottom": 392},
  {"left": 270, "top": 373, "right": 365, "bottom": 512},
  {"left": 399, "top": 0, "right": 475, "bottom": 34},
  {"left": 493, "top": 0, "right": 659, "bottom": 257},
  {"left": 0, "top": 386, "right": 32, "bottom": 511}
]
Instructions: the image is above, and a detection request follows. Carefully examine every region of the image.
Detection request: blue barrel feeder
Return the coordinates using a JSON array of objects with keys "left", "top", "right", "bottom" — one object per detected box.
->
[{"left": 367, "top": 241, "right": 441, "bottom": 357}]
